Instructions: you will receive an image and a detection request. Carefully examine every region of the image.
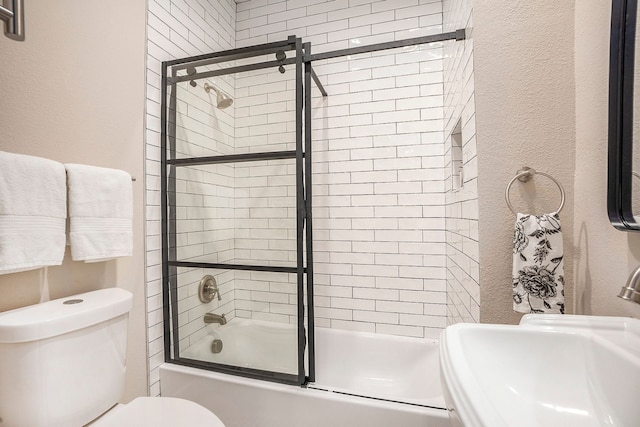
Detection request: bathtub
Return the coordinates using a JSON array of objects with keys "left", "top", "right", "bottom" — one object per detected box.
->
[
  {"left": 161, "top": 320, "right": 449, "bottom": 427},
  {"left": 180, "top": 318, "right": 298, "bottom": 375}
]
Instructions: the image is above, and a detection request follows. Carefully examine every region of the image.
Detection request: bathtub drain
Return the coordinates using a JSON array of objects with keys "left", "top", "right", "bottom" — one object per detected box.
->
[{"left": 211, "top": 339, "right": 223, "bottom": 354}]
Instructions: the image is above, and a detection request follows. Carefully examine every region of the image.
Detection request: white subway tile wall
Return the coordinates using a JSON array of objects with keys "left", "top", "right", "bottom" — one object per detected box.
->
[
  {"left": 146, "top": 0, "right": 478, "bottom": 395},
  {"left": 442, "top": 0, "right": 479, "bottom": 324},
  {"left": 232, "top": 59, "right": 299, "bottom": 323},
  {"left": 234, "top": 0, "right": 448, "bottom": 339},
  {"left": 146, "top": 0, "right": 237, "bottom": 396}
]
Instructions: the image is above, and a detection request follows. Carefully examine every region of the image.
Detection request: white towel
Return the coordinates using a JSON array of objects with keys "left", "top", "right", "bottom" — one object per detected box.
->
[
  {"left": 0, "top": 151, "right": 67, "bottom": 274},
  {"left": 65, "top": 164, "right": 133, "bottom": 262},
  {"left": 512, "top": 212, "right": 565, "bottom": 314}
]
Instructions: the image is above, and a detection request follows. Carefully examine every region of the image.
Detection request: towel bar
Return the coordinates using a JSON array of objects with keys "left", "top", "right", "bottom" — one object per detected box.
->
[
  {"left": 505, "top": 167, "right": 565, "bottom": 215},
  {"left": 63, "top": 170, "right": 136, "bottom": 181}
]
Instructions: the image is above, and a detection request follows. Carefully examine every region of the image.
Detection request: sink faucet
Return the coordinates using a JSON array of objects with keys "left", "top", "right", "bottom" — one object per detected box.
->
[
  {"left": 204, "top": 312, "right": 227, "bottom": 325},
  {"left": 618, "top": 265, "right": 640, "bottom": 304}
]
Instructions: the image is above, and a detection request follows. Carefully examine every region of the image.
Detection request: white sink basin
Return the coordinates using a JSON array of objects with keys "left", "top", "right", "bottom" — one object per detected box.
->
[{"left": 440, "top": 315, "right": 640, "bottom": 427}]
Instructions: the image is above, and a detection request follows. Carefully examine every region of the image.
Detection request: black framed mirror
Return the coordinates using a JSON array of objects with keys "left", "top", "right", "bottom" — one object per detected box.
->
[{"left": 609, "top": 0, "right": 640, "bottom": 230}]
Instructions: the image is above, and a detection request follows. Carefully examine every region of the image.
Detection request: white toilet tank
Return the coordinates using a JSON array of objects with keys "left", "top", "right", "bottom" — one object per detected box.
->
[{"left": 0, "top": 288, "right": 133, "bottom": 426}]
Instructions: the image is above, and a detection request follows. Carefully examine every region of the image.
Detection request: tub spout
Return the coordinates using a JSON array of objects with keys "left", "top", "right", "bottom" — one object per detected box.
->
[
  {"left": 618, "top": 265, "right": 640, "bottom": 305},
  {"left": 204, "top": 312, "right": 227, "bottom": 325}
]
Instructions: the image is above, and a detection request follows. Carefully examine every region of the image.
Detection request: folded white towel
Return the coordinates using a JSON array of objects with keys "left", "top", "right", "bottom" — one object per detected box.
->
[
  {"left": 65, "top": 164, "right": 133, "bottom": 262},
  {"left": 512, "top": 212, "right": 565, "bottom": 314},
  {"left": 0, "top": 151, "right": 67, "bottom": 274}
]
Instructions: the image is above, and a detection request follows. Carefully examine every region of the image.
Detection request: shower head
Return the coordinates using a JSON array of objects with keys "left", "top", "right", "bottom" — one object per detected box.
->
[{"left": 204, "top": 82, "right": 234, "bottom": 110}]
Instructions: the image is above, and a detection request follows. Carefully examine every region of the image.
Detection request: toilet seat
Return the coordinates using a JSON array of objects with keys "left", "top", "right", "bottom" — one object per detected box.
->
[{"left": 92, "top": 397, "right": 225, "bottom": 426}]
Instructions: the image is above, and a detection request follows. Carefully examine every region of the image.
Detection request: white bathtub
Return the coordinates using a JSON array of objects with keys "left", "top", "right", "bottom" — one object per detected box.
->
[
  {"left": 180, "top": 319, "right": 298, "bottom": 375},
  {"left": 313, "top": 327, "right": 444, "bottom": 408},
  {"left": 161, "top": 320, "right": 448, "bottom": 427}
]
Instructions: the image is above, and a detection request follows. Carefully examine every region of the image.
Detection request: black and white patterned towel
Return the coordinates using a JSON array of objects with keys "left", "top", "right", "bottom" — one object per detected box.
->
[{"left": 512, "top": 213, "right": 565, "bottom": 314}]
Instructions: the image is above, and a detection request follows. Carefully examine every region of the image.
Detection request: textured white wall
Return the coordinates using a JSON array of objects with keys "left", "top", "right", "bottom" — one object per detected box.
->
[
  {"left": 474, "top": 1, "right": 576, "bottom": 324},
  {"left": 574, "top": 2, "right": 640, "bottom": 319},
  {"left": 475, "top": 0, "right": 640, "bottom": 324},
  {"left": 0, "top": 1, "right": 147, "bottom": 403}
]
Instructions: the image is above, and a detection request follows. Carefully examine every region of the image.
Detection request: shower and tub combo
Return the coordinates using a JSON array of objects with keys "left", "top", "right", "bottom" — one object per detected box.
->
[
  {"left": 161, "top": 326, "right": 447, "bottom": 427},
  {"left": 159, "top": 29, "right": 465, "bottom": 427}
]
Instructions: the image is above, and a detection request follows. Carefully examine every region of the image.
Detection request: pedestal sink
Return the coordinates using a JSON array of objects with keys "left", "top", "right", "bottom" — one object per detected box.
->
[{"left": 439, "top": 315, "right": 640, "bottom": 427}]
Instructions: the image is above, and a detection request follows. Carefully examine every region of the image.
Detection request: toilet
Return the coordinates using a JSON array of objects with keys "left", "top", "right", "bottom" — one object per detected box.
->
[{"left": 0, "top": 288, "right": 225, "bottom": 426}]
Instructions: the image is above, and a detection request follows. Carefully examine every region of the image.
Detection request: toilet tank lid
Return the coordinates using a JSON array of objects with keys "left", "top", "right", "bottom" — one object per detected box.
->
[{"left": 0, "top": 288, "right": 133, "bottom": 343}]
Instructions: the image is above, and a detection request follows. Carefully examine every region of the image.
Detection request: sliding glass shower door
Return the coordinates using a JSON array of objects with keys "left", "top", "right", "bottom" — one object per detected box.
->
[{"left": 161, "top": 37, "right": 315, "bottom": 385}]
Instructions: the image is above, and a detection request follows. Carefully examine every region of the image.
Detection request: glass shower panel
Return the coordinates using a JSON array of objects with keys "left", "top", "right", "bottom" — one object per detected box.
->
[
  {"left": 234, "top": 54, "right": 297, "bottom": 156},
  {"left": 169, "top": 54, "right": 297, "bottom": 160},
  {"left": 172, "top": 267, "right": 300, "bottom": 378},
  {"left": 172, "top": 78, "right": 236, "bottom": 159},
  {"left": 172, "top": 159, "right": 298, "bottom": 268},
  {"left": 162, "top": 37, "right": 313, "bottom": 386}
]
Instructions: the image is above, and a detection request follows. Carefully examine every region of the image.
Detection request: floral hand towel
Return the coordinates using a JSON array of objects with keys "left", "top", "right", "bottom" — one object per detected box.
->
[{"left": 512, "top": 213, "right": 565, "bottom": 314}]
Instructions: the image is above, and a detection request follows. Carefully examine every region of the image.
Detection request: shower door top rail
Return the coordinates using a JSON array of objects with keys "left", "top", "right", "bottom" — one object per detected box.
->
[
  {"left": 165, "top": 36, "right": 297, "bottom": 69},
  {"left": 170, "top": 57, "right": 298, "bottom": 84}
]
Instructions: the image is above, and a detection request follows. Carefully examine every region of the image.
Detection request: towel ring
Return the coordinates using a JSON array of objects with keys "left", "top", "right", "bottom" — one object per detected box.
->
[{"left": 505, "top": 167, "right": 565, "bottom": 215}]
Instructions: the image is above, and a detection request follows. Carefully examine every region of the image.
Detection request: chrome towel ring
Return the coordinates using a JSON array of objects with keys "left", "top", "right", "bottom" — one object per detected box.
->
[{"left": 505, "top": 167, "right": 565, "bottom": 215}]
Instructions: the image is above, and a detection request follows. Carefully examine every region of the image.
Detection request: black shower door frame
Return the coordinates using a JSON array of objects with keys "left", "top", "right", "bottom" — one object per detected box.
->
[{"left": 160, "top": 36, "right": 316, "bottom": 386}]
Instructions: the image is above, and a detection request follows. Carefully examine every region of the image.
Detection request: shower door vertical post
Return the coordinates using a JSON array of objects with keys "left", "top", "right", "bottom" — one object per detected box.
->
[
  {"left": 161, "top": 65, "right": 181, "bottom": 361},
  {"left": 160, "top": 62, "right": 170, "bottom": 361},
  {"left": 303, "top": 42, "right": 315, "bottom": 383},
  {"left": 294, "top": 37, "right": 306, "bottom": 384}
]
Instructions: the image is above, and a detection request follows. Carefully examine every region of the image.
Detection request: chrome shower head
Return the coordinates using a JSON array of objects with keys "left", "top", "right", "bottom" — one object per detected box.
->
[{"left": 204, "top": 82, "right": 234, "bottom": 110}]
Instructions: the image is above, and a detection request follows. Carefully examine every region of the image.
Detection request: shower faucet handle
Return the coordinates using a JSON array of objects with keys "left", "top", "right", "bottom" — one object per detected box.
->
[{"left": 198, "top": 275, "right": 220, "bottom": 303}]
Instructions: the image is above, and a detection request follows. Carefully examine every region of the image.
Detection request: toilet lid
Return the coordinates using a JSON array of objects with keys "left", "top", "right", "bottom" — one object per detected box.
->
[{"left": 94, "top": 397, "right": 225, "bottom": 426}]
